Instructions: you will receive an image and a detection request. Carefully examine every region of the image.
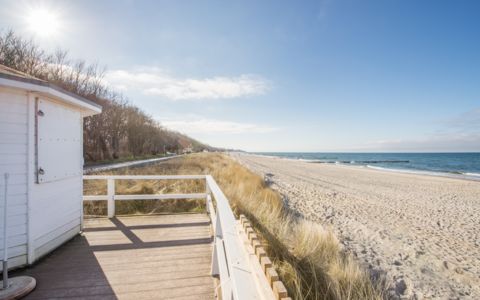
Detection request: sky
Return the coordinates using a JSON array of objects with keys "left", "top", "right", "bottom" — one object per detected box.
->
[{"left": 1, "top": 0, "right": 479, "bottom": 152}]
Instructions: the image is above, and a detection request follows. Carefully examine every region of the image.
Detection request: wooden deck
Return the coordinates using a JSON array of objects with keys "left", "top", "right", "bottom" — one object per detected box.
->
[{"left": 14, "top": 214, "right": 215, "bottom": 300}]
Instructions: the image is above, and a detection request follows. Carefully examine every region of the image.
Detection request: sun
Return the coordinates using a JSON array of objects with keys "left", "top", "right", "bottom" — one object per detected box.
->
[{"left": 26, "top": 7, "right": 60, "bottom": 37}]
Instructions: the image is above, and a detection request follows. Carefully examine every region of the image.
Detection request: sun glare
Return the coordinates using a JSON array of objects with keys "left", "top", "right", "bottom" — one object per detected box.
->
[{"left": 26, "top": 8, "right": 60, "bottom": 37}]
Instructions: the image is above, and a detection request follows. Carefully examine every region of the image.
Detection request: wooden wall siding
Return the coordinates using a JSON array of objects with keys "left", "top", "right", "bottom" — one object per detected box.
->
[{"left": 0, "top": 88, "right": 29, "bottom": 269}]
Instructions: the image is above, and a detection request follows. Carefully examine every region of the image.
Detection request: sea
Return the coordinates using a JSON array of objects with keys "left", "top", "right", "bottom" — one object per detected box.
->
[{"left": 253, "top": 152, "right": 480, "bottom": 181}]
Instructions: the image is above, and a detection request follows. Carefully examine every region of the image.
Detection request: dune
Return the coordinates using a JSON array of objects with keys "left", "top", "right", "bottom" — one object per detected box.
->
[{"left": 233, "top": 152, "right": 480, "bottom": 299}]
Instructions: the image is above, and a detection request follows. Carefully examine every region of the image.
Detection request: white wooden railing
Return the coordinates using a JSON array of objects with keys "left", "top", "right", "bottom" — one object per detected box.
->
[
  {"left": 83, "top": 175, "right": 207, "bottom": 218},
  {"left": 83, "top": 175, "right": 265, "bottom": 300}
]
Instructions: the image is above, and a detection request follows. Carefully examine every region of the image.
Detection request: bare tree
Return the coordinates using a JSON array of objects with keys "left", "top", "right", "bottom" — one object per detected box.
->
[{"left": 0, "top": 30, "right": 211, "bottom": 162}]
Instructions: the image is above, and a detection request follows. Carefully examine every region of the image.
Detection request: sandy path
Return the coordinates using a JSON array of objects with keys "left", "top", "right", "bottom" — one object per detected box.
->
[{"left": 233, "top": 153, "right": 480, "bottom": 299}]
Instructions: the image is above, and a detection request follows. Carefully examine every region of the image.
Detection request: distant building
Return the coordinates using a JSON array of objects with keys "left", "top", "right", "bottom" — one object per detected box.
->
[
  {"left": 182, "top": 146, "right": 193, "bottom": 154},
  {"left": 0, "top": 65, "right": 102, "bottom": 270}
]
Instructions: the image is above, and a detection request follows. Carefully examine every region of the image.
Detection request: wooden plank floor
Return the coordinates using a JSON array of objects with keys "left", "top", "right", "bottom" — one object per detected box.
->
[{"left": 15, "top": 214, "right": 215, "bottom": 300}]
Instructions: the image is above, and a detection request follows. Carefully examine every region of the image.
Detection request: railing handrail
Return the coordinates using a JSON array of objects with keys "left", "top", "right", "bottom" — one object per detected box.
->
[
  {"left": 82, "top": 174, "right": 266, "bottom": 300},
  {"left": 206, "top": 175, "right": 262, "bottom": 299}
]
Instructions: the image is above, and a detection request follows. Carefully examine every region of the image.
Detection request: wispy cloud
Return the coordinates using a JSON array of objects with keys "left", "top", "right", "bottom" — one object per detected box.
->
[
  {"left": 104, "top": 67, "right": 270, "bottom": 100},
  {"left": 161, "top": 117, "right": 278, "bottom": 134},
  {"left": 316, "top": 0, "right": 332, "bottom": 21},
  {"left": 361, "top": 133, "right": 480, "bottom": 152},
  {"left": 446, "top": 108, "right": 480, "bottom": 132},
  {"left": 358, "top": 107, "right": 480, "bottom": 152}
]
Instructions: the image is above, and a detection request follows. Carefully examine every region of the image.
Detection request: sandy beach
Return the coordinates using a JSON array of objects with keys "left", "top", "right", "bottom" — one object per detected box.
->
[{"left": 233, "top": 153, "right": 480, "bottom": 299}]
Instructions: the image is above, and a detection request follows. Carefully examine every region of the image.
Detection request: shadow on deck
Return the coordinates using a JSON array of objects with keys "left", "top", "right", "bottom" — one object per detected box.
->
[{"left": 14, "top": 214, "right": 215, "bottom": 300}]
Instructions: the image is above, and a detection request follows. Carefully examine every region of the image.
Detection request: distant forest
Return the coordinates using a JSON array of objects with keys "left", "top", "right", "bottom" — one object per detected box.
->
[{"left": 0, "top": 30, "right": 211, "bottom": 162}]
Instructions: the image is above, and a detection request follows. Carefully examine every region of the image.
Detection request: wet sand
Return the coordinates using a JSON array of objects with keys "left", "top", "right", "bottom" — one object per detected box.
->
[{"left": 233, "top": 153, "right": 480, "bottom": 299}]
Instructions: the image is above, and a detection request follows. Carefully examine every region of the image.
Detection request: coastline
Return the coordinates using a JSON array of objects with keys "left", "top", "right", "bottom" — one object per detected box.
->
[
  {"left": 252, "top": 152, "right": 480, "bottom": 182},
  {"left": 363, "top": 164, "right": 480, "bottom": 182},
  {"left": 232, "top": 152, "right": 480, "bottom": 299}
]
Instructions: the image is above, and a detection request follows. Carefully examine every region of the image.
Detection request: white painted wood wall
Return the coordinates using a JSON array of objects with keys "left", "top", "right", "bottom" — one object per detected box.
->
[
  {"left": 0, "top": 87, "right": 85, "bottom": 270},
  {"left": 0, "top": 88, "right": 29, "bottom": 270}
]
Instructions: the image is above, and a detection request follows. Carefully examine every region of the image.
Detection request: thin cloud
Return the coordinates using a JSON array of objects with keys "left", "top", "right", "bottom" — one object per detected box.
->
[
  {"left": 446, "top": 107, "right": 480, "bottom": 131},
  {"left": 353, "top": 108, "right": 480, "bottom": 152},
  {"left": 161, "top": 118, "right": 278, "bottom": 134},
  {"left": 362, "top": 133, "right": 480, "bottom": 152},
  {"left": 316, "top": 0, "right": 332, "bottom": 21},
  {"left": 104, "top": 67, "right": 270, "bottom": 100}
]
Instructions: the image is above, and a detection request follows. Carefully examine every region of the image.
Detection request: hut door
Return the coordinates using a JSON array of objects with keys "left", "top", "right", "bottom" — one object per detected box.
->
[{"left": 35, "top": 97, "right": 82, "bottom": 183}]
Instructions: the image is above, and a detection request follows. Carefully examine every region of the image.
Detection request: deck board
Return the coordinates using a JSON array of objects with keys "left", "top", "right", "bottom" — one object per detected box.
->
[{"left": 14, "top": 214, "right": 215, "bottom": 299}]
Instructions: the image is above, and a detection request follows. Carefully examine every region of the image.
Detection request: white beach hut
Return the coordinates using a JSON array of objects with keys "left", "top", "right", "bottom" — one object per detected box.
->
[{"left": 0, "top": 65, "right": 102, "bottom": 271}]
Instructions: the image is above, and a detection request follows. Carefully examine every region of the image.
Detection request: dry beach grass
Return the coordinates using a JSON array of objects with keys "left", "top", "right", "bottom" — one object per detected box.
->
[
  {"left": 84, "top": 153, "right": 382, "bottom": 300},
  {"left": 234, "top": 153, "right": 480, "bottom": 299}
]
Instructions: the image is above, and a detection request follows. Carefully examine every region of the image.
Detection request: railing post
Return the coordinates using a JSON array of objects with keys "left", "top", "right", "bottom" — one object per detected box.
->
[
  {"left": 107, "top": 179, "right": 115, "bottom": 218},
  {"left": 205, "top": 179, "right": 211, "bottom": 214},
  {"left": 205, "top": 177, "right": 210, "bottom": 195},
  {"left": 206, "top": 195, "right": 212, "bottom": 215},
  {"left": 211, "top": 212, "right": 222, "bottom": 277},
  {"left": 2, "top": 173, "right": 10, "bottom": 289}
]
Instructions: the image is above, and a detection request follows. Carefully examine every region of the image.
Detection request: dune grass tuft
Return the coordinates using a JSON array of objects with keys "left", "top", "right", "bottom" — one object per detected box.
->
[{"left": 84, "top": 153, "right": 384, "bottom": 299}]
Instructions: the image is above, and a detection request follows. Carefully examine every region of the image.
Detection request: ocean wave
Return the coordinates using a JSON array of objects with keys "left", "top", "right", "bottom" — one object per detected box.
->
[
  {"left": 309, "top": 159, "right": 409, "bottom": 164},
  {"left": 366, "top": 165, "right": 480, "bottom": 181},
  {"left": 465, "top": 172, "right": 480, "bottom": 177},
  {"left": 298, "top": 158, "right": 323, "bottom": 163}
]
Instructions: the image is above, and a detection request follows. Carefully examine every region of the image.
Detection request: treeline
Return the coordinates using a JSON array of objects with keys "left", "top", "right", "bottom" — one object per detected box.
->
[{"left": 0, "top": 30, "right": 210, "bottom": 162}]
